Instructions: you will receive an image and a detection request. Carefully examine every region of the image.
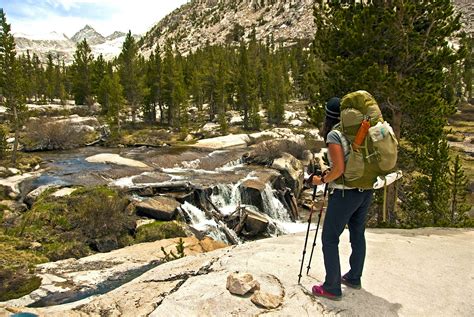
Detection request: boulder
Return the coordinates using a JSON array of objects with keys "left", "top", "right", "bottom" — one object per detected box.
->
[
  {"left": 272, "top": 153, "right": 304, "bottom": 198},
  {"left": 226, "top": 272, "right": 260, "bottom": 296},
  {"left": 135, "top": 196, "right": 181, "bottom": 220},
  {"left": 24, "top": 184, "right": 60, "bottom": 207},
  {"left": 51, "top": 187, "right": 77, "bottom": 197},
  {"left": 239, "top": 179, "right": 266, "bottom": 212},
  {"left": 243, "top": 209, "right": 269, "bottom": 236},
  {"left": 85, "top": 153, "right": 150, "bottom": 168},
  {"left": 0, "top": 199, "right": 28, "bottom": 213},
  {"left": 194, "top": 134, "right": 251, "bottom": 150},
  {"left": 91, "top": 235, "right": 119, "bottom": 253},
  {"left": 0, "top": 173, "right": 40, "bottom": 200}
]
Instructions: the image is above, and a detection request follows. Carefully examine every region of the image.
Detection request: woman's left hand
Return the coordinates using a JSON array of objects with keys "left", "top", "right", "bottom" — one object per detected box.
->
[{"left": 312, "top": 175, "right": 324, "bottom": 186}]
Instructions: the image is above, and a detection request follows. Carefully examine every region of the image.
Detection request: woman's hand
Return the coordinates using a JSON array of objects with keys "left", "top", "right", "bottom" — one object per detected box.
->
[{"left": 312, "top": 175, "right": 325, "bottom": 186}]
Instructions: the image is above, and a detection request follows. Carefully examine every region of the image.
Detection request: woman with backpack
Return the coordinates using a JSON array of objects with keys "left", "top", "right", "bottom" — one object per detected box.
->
[{"left": 310, "top": 96, "right": 374, "bottom": 301}]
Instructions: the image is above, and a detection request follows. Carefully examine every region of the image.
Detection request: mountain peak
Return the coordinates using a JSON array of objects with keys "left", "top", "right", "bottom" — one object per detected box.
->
[{"left": 71, "top": 25, "right": 106, "bottom": 45}]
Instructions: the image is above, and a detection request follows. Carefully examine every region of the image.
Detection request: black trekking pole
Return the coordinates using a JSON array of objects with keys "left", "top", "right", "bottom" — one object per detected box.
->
[
  {"left": 306, "top": 182, "right": 328, "bottom": 275},
  {"left": 297, "top": 171, "right": 320, "bottom": 284}
]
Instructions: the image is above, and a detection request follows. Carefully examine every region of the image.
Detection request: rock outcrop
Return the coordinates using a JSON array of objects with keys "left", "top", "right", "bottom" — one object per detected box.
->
[
  {"left": 140, "top": 0, "right": 315, "bottom": 56},
  {"left": 2, "top": 228, "right": 472, "bottom": 316}
]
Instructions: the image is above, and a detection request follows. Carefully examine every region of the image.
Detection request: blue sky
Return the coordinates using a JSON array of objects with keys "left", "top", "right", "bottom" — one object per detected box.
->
[{"left": 0, "top": 0, "right": 189, "bottom": 37}]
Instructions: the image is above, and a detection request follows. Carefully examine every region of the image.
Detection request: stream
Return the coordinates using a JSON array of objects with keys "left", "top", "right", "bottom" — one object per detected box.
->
[{"left": 11, "top": 144, "right": 314, "bottom": 308}]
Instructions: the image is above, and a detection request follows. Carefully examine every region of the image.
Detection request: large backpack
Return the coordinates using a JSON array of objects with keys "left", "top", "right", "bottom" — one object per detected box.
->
[{"left": 333, "top": 90, "right": 398, "bottom": 189}]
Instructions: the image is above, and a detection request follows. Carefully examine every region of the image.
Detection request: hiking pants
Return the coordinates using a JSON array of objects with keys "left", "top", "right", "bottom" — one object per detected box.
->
[{"left": 322, "top": 188, "right": 373, "bottom": 296}]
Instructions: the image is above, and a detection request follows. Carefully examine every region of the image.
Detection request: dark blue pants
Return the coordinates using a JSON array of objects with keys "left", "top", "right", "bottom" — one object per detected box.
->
[{"left": 321, "top": 188, "right": 373, "bottom": 296}]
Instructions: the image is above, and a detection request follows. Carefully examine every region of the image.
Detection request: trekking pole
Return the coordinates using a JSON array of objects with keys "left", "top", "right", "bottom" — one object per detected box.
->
[
  {"left": 297, "top": 170, "right": 320, "bottom": 284},
  {"left": 306, "top": 183, "right": 328, "bottom": 275}
]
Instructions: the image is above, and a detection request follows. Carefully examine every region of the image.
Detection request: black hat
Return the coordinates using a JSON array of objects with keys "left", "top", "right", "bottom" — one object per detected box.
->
[{"left": 325, "top": 97, "right": 341, "bottom": 120}]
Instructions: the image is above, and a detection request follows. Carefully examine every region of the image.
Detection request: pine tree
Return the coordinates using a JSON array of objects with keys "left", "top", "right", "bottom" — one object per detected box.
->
[
  {"left": 91, "top": 54, "right": 107, "bottom": 96},
  {"left": 143, "top": 46, "right": 163, "bottom": 124},
  {"left": 0, "top": 9, "right": 27, "bottom": 164},
  {"left": 310, "top": 1, "right": 465, "bottom": 226},
  {"left": 71, "top": 39, "right": 93, "bottom": 105},
  {"left": 460, "top": 35, "right": 473, "bottom": 100},
  {"left": 117, "top": 31, "right": 145, "bottom": 125},
  {"left": 161, "top": 41, "right": 187, "bottom": 129},
  {"left": 54, "top": 57, "right": 67, "bottom": 104},
  {"left": 31, "top": 53, "right": 45, "bottom": 102},
  {"left": 45, "top": 53, "right": 55, "bottom": 102},
  {"left": 172, "top": 51, "right": 188, "bottom": 131},
  {"left": 237, "top": 41, "right": 260, "bottom": 130},
  {"left": 98, "top": 72, "right": 125, "bottom": 132},
  {"left": 448, "top": 155, "right": 470, "bottom": 225}
]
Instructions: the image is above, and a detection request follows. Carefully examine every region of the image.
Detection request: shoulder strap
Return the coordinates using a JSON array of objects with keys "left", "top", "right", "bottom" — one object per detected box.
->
[{"left": 331, "top": 129, "right": 351, "bottom": 158}]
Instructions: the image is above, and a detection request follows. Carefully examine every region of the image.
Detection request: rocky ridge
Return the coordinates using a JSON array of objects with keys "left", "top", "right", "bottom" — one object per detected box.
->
[
  {"left": 139, "top": 0, "right": 315, "bottom": 56},
  {"left": 140, "top": 0, "right": 474, "bottom": 56}
]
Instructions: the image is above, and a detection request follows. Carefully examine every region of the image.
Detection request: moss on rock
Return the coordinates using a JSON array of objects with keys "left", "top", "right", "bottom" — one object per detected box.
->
[{"left": 135, "top": 221, "right": 187, "bottom": 243}]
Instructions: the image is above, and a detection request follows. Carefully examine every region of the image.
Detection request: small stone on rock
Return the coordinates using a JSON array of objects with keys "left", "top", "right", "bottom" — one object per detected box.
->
[
  {"left": 226, "top": 272, "right": 260, "bottom": 296},
  {"left": 250, "top": 290, "right": 283, "bottom": 309}
]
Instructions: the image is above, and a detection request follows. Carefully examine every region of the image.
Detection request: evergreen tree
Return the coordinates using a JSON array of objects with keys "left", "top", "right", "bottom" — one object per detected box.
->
[
  {"left": 0, "top": 9, "right": 27, "bottom": 164},
  {"left": 172, "top": 51, "right": 188, "bottom": 131},
  {"left": 266, "top": 50, "right": 289, "bottom": 125},
  {"left": 448, "top": 155, "right": 471, "bottom": 225},
  {"left": 143, "top": 46, "right": 163, "bottom": 124},
  {"left": 91, "top": 54, "right": 107, "bottom": 96},
  {"left": 310, "top": 1, "right": 464, "bottom": 226},
  {"left": 18, "top": 50, "right": 34, "bottom": 102},
  {"left": 45, "top": 53, "right": 55, "bottom": 102},
  {"left": 237, "top": 41, "right": 260, "bottom": 130},
  {"left": 54, "top": 57, "right": 67, "bottom": 104},
  {"left": 161, "top": 41, "right": 187, "bottom": 129},
  {"left": 71, "top": 39, "right": 93, "bottom": 105},
  {"left": 32, "top": 53, "right": 45, "bottom": 102},
  {"left": 98, "top": 72, "right": 125, "bottom": 132},
  {"left": 460, "top": 35, "right": 473, "bottom": 100},
  {"left": 117, "top": 31, "right": 145, "bottom": 124}
]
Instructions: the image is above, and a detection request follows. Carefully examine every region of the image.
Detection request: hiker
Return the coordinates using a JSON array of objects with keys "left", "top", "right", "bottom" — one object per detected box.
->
[{"left": 310, "top": 96, "right": 373, "bottom": 300}]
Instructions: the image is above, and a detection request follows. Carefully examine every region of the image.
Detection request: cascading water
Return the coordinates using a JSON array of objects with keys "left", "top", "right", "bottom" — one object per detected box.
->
[
  {"left": 178, "top": 171, "right": 309, "bottom": 243},
  {"left": 180, "top": 201, "right": 235, "bottom": 244},
  {"left": 262, "top": 183, "right": 291, "bottom": 222}
]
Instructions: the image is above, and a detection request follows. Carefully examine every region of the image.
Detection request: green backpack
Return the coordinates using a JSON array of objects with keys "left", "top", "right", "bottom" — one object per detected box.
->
[{"left": 333, "top": 90, "right": 398, "bottom": 189}]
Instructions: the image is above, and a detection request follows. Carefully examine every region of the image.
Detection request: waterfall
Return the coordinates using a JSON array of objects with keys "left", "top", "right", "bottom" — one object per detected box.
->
[
  {"left": 210, "top": 183, "right": 241, "bottom": 215},
  {"left": 179, "top": 170, "right": 309, "bottom": 244},
  {"left": 262, "top": 183, "right": 291, "bottom": 222},
  {"left": 180, "top": 201, "right": 237, "bottom": 244}
]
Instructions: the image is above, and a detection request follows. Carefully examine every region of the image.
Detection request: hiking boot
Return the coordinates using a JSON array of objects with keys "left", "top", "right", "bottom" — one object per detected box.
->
[
  {"left": 311, "top": 285, "right": 342, "bottom": 301},
  {"left": 341, "top": 274, "right": 361, "bottom": 289}
]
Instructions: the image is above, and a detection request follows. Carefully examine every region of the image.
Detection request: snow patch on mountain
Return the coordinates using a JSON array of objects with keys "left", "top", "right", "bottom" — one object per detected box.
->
[{"left": 14, "top": 25, "right": 138, "bottom": 64}]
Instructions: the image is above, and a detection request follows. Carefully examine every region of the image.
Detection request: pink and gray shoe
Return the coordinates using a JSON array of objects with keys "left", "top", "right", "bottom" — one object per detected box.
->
[{"left": 311, "top": 284, "right": 342, "bottom": 301}]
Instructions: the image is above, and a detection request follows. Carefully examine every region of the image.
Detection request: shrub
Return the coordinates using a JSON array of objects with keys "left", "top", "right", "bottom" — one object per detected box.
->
[
  {"left": 68, "top": 187, "right": 133, "bottom": 242},
  {"left": 23, "top": 117, "right": 88, "bottom": 151},
  {"left": 0, "top": 233, "right": 46, "bottom": 301},
  {"left": 0, "top": 124, "right": 7, "bottom": 159},
  {"left": 15, "top": 186, "right": 135, "bottom": 260}
]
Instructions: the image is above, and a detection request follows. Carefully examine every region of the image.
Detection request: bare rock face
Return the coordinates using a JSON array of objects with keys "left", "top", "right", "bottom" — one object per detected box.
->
[
  {"left": 226, "top": 272, "right": 260, "bottom": 296},
  {"left": 135, "top": 196, "right": 181, "bottom": 220},
  {"left": 250, "top": 290, "right": 283, "bottom": 309},
  {"left": 272, "top": 152, "right": 304, "bottom": 198},
  {"left": 141, "top": 0, "right": 315, "bottom": 56}
]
